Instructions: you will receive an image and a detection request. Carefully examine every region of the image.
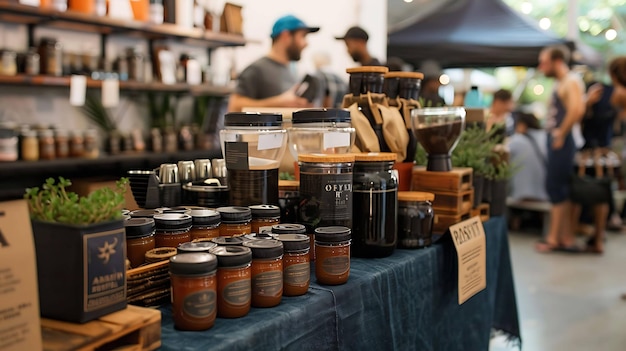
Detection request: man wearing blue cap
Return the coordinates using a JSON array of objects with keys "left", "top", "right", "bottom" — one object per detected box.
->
[{"left": 227, "top": 15, "right": 320, "bottom": 112}]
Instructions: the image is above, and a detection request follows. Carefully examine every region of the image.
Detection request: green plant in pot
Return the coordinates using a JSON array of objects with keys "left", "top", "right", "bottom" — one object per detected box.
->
[
  {"left": 81, "top": 93, "right": 130, "bottom": 155},
  {"left": 489, "top": 159, "right": 515, "bottom": 217},
  {"left": 24, "top": 177, "right": 129, "bottom": 323}
]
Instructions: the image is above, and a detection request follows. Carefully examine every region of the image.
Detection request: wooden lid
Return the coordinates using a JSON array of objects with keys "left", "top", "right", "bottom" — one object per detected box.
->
[
  {"left": 384, "top": 71, "right": 424, "bottom": 79},
  {"left": 298, "top": 153, "right": 356, "bottom": 163},
  {"left": 278, "top": 180, "right": 300, "bottom": 188},
  {"left": 354, "top": 152, "right": 397, "bottom": 162},
  {"left": 398, "top": 191, "right": 435, "bottom": 202},
  {"left": 346, "top": 66, "right": 389, "bottom": 74}
]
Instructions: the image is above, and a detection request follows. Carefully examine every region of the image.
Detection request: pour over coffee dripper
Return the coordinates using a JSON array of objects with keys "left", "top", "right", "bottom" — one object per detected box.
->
[{"left": 410, "top": 107, "right": 466, "bottom": 172}]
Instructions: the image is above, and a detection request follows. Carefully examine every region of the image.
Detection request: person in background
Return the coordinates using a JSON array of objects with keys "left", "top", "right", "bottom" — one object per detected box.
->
[
  {"left": 487, "top": 89, "right": 515, "bottom": 135},
  {"left": 311, "top": 52, "right": 348, "bottom": 108},
  {"left": 419, "top": 75, "right": 446, "bottom": 107},
  {"left": 227, "top": 15, "right": 319, "bottom": 112},
  {"left": 386, "top": 57, "right": 407, "bottom": 72},
  {"left": 335, "top": 26, "right": 382, "bottom": 66},
  {"left": 535, "top": 44, "right": 586, "bottom": 253}
]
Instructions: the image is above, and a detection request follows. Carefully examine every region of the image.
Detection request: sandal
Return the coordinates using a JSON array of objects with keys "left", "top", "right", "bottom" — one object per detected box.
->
[
  {"left": 585, "top": 237, "right": 604, "bottom": 254},
  {"left": 535, "top": 240, "right": 560, "bottom": 253}
]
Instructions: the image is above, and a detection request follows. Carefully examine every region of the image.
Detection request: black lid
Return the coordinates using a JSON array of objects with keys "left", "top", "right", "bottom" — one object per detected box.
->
[
  {"left": 153, "top": 213, "right": 192, "bottom": 230},
  {"left": 169, "top": 253, "right": 217, "bottom": 275},
  {"left": 271, "top": 223, "right": 306, "bottom": 234},
  {"left": 243, "top": 232, "right": 276, "bottom": 241},
  {"left": 177, "top": 241, "right": 217, "bottom": 254},
  {"left": 211, "top": 236, "right": 246, "bottom": 246},
  {"left": 190, "top": 208, "right": 221, "bottom": 226},
  {"left": 249, "top": 205, "right": 281, "bottom": 219},
  {"left": 129, "top": 209, "right": 158, "bottom": 218},
  {"left": 209, "top": 246, "right": 252, "bottom": 267},
  {"left": 275, "top": 234, "right": 310, "bottom": 252},
  {"left": 314, "top": 226, "right": 351, "bottom": 242},
  {"left": 217, "top": 206, "right": 252, "bottom": 224},
  {"left": 292, "top": 108, "right": 351, "bottom": 124},
  {"left": 124, "top": 218, "right": 156, "bottom": 238},
  {"left": 158, "top": 207, "right": 192, "bottom": 215},
  {"left": 242, "top": 239, "right": 284, "bottom": 259},
  {"left": 0, "top": 128, "right": 16, "bottom": 138},
  {"left": 224, "top": 112, "right": 283, "bottom": 127}
]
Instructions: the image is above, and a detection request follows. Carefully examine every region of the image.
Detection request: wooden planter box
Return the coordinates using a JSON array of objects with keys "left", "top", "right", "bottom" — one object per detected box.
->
[{"left": 32, "top": 219, "right": 127, "bottom": 323}]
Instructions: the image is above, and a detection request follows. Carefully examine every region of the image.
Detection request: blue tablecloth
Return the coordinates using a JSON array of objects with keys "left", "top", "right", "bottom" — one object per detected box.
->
[{"left": 159, "top": 217, "right": 520, "bottom": 351}]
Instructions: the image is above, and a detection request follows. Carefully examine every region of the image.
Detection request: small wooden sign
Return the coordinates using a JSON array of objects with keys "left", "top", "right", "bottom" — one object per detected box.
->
[
  {"left": 449, "top": 216, "right": 487, "bottom": 305},
  {"left": 0, "top": 200, "right": 42, "bottom": 351}
]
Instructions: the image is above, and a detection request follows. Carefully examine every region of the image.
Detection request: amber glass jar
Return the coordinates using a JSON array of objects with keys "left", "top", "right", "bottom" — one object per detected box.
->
[
  {"left": 211, "top": 236, "right": 245, "bottom": 246},
  {"left": 177, "top": 241, "right": 217, "bottom": 254},
  {"left": 249, "top": 204, "right": 281, "bottom": 234},
  {"left": 271, "top": 223, "right": 315, "bottom": 261},
  {"left": 38, "top": 129, "right": 55, "bottom": 160},
  {"left": 124, "top": 218, "right": 156, "bottom": 268},
  {"left": 189, "top": 208, "right": 221, "bottom": 240},
  {"left": 21, "top": 130, "right": 39, "bottom": 161},
  {"left": 314, "top": 226, "right": 351, "bottom": 285},
  {"left": 170, "top": 253, "right": 218, "bottom": 331},
  {"left": 217, "top": 206, "right": 252, "bottom": 237},
  {"left": 242, "top": 239, "right": 284, "bottom": 308},
  {"left": 54, "top": 129, "right": 69, "bottom": 158},
  {"left": 210, "top": 246, "right": 252, "bottom": 318},
  {"left": 275, "top": 234, "right": 310, "bottom": 296},
  {"left": 154, "top": 213, "right": 192, "bottom": 248},
  {"left": 69, "top": 130, "right": 84, "bottom": 158}
]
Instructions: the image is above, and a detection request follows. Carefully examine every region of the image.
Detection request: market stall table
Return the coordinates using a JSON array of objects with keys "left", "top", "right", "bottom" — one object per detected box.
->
[{"left": 159, "top": 217, "right": 520, "bottom": 350}]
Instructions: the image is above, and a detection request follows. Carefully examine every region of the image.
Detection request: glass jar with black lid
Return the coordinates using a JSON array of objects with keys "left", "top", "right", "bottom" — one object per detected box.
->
[
  {"left": 271, "top": 223, "right": 315, "bottom": 260},
  {"left": 154, "top": 213, "right": 192, "bottom": 248},
  {"left": 249, "top": 204, "right": 281, "bottom": 234},
  {"left": 216, "top": 206, "right": 252, "bottom": 237},
  {"left": 288, "top": 108, "right": 355, "bottom": 159},
  {"left": 352, "top": 152, "right": 398, "bottom": 258},
  {"left": 397, "top": 191, "right": 435, "bottom": 249},
  {"left": 124, "top": 217, "right": 156, "bottom": 268},
  {"left": 177, "top": 241, "right": 217, "bottom": 254}
]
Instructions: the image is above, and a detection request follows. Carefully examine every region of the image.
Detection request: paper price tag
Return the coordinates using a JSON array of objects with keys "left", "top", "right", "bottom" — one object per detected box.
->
[
  {"left": 102, "top": 78, "right": 120, "bottom": 108},
  {"left": 69, "top": 75, "right": 87, "bottom": 106},
  {"left": 257, "top": 133, "right": 284, "bottom": 151},
  {"left": 449, "top": 216, "right": 487, "bottom": 305},
  {"left": 323, "top": 132, "right": 351, "bottom": 150}
]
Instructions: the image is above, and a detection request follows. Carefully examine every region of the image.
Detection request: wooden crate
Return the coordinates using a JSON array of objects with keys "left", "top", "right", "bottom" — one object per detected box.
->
[
  {"left": 42, "top": 305, "right": 161, "bottom": 351},
  {"left": 127, "top": 260, "right": 170, "bottom": 307},
  {"left": 471, "top": 203, "right": 490, "bottom": 222},
  {"left": 431, "top": 189, "right": 474, "bottom": 215},
  {"left": 433, "top": 210, "right": 471, "bottom": 234},
  {"left": 412, "top": 167, "right": 473, "bottom": 192}
]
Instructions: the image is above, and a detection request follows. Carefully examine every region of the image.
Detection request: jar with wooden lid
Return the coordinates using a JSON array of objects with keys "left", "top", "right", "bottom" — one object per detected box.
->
[
  {"left": 21, "top": 130, "right": 39, "bottom": 161},
  {"left": 383, "top": 71, "right": 424, "bottom": 100},
  {"left": 275, "top": 234, "right": 310, "bottom": 297},
  {"left": 189, "top": 208, "right": 221, "bottom": 241},
  {"left": 170, "top": 253, "right": 218, "bottom": 331},
  {"left": 54, "top": 129, "right": 70, "bottom": 159},
  {"left": 272, "top": 223, "right": 315, "bottom": 261},
  {"left": 397, "top": 191, "right": 435, "bottom": 249},
  {"left": 352, "top": 152, "right": 398, "bottom": 258},
  {"left": 314, "top": 226, "right": 351, "bottom": 285},
  {"left": 177, "top": 241, "right": 217, "bottom": 254},
  {"left": 211, "top": 236, "right": 245, "bottom": 246},
  {"left": 209, "top": 245, "right": 252, "bottom": 318},
  {"left": 298, "top": 154, "right": 355, "bottom": 232},
  {"left": 38, "top": 129, "right": 55, "bottom": 160},
  {"left": 216, "top": 206, "right": 252, "bottom": 237},
  {"left": 124, "top": 218, "right": 156, "bottom": 268},
  {"left": 154, "top": 213, "right": 192, "bottom": 248},
  {"left": 346, "top": 66, "right": 389, "bottom": 96},
  {"left": 242, "top": 239, "right": 284, "bottom": 308},
  {"left": 249, "top": 204, "right": 280, "bottom": 234}
]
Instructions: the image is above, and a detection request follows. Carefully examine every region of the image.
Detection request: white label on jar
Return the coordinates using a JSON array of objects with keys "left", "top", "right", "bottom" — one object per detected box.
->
[
  {"left": 102, "top": 79, "right": 120, "bottom": 108},
  {"left": 257, "top": 133, "right": 284, "bottom": 151},
  {"left": 323, "top": 132, "right": 351, "bottom": 150},
  {"left": 70, "top": 75, "right": 87, "bottom": 106}
]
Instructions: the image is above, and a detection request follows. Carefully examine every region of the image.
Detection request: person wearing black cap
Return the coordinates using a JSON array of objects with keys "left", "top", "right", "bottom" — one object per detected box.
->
[
  {"left": 335, "top": 26, "right": 382, "bottom": 67},
  {"left": 227, "top": 15, "right": 320, "bottom": 112}
]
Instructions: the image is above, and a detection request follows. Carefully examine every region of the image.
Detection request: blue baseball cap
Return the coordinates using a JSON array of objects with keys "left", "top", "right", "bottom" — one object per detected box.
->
[{"left": 271, "top": 15, "right": 320, "bottom": 38}]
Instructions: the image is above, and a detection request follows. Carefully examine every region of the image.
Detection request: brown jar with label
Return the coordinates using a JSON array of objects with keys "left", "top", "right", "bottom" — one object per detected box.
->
[
  {"left": 170, "top": 253, "right": 218, "bottom": 331},
  {"left": 124, "top": 218, "right": 156, "bottom": 268},
  {"left": 177, "top": 241, "right": 217, "bottom": 254},
  {"left": 275, "top": 234, "right": 310, "bottom": 296},
  {"left": 216, "top": 206, "right": 252, "bottom": 237},
  {"left": 54, "top": 129, "right": 70, "bottom": 159},
  {"left": 189, "top": 208, "right": 221, "bottom": 240},
  {"left": 154, "top": 213, "right": 192, "bottom": 248},
  {"left": 272, "top": 223, "right": 315, "bottom": 261},
  {"left": 249, "top": 204, "right": 280, "bottom": 234},
  {"left": 242, "top": 239, "right": 284, "bottom": 308},
  {"left": 210, "top": 245, "right": 252, "bottom": 318},
  {"left": 38, "top": 129, "right": 56, "bottom": 160},
  {"left": 70, "top": 130, "right": 84, "bottom": 157},
  {"left": 83, "top": 129, "right": 99, "bottom": 159},
  {"left": 21, "top": 130, "right": 39, "bottom": 161},
  {"left": 314, "top": 226, "right": 351, "bottom": 285}
]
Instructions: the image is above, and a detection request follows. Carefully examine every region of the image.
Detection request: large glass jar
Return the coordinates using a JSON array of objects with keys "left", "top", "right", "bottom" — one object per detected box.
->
[
  {"left": 275, "top": 233, "right": 310, "bottom": 297},
  {"left": 314, "top": 226, "right": 351, "bottom": 285},
  {"left": 124, "top": 218, "right": 156, "bottom": 268},
  {"left": 397, "top": 191, "right": 435, "bottom": 249},
  {"left": 242, "top": 239, "right": 284, "bottom": 308},
  {"left": 169, "top": 253, "right": 218, "bottom": 331},
  {"left": 154, "top": 213, "right": 192, "bottom": 248},
  {"left": 209, "top": 246, "right": 252, "bottom": 318},
  {"left": 216, "top": 206, "right": 251, "bottom": 237},
  {"left": 298, "top": 154, "right": 355, "bottom": 232},
  {"left": 287, "top": 109, "right": 355, "bottom": 160},
  {"left": 352, "top": 153, "right": 398, "bottom": 258},
  {"left": 219, "top": 113, "right": 287, "bottom": 206},
  {"left": 249, "top": 204, "right": 280, "bottom": 234}
]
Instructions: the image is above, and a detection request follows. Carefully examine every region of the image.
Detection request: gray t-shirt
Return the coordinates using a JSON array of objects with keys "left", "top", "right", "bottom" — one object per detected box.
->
[{"left": 235, "top": 57, "right": 296, "bottom": 99}]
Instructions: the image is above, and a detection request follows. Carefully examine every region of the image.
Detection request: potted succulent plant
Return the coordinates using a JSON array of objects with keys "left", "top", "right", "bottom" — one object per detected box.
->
[{"left": 24, "top": 177, "right": 129, "bottom": 323}]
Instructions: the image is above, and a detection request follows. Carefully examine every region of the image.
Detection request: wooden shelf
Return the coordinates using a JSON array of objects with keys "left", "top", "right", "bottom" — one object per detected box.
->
[
  {"left": 0, "top": 75, "right": 234, "bottom": 95},
  {"left": 0, "top": 2, "right": 247, "bottom": 48}
]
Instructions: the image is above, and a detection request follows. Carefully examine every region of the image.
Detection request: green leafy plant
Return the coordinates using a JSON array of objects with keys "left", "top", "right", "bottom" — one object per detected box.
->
[
  {"left": 82, "top": 93, "right": 117, "bottom": 132},
  {"left": 452, "top": 125, "right": 499, "bottom": 176},
  {"left": 148, "top": 92, "right": 176, "bottom": 130},
  {"left": 414, "top": 144, "right": 427, "bottom": 166},
  {"left": 24, "top": 177, "right": 129, "bottom": 225},
  {"left": 280, "top": 172, "right": 296, "bottom": 181}
]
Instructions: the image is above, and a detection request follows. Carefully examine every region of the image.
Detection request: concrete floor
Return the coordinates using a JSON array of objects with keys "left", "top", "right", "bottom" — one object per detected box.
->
[{"left": 490, "top": 228, "right": 626, "bottom": 351}]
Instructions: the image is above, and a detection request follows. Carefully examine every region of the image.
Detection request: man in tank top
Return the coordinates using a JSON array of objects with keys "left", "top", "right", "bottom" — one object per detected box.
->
[{"left": 535, "top": 45, "right": 586, "bottom": 253}]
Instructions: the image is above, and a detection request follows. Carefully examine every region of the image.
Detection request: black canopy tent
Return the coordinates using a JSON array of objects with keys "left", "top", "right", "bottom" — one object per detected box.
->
[{"left": 387, "top": 0, "right": 600, "bottom": 68}]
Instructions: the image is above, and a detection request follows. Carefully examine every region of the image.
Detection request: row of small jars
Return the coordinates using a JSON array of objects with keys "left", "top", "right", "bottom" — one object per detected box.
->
[{"left": 168, "top": 224, "right": 352, "bottom": 331}]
